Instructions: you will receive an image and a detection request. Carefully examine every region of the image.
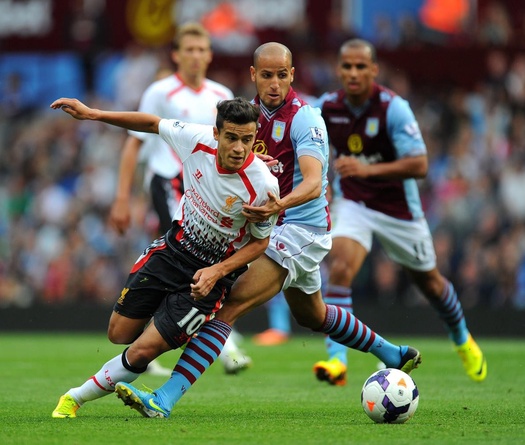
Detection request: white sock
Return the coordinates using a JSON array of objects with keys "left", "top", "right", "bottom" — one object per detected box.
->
[
  {"left": 68, "top": 352, "right": 142, "bottom": 405},
  {"left": 218, "top": 334, "right": 241, "bottom": 363}
]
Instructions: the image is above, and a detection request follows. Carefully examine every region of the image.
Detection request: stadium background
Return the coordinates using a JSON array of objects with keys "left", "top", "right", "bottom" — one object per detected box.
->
[{"left": 0, "top": 0, "right": 524, "bottom": 336}]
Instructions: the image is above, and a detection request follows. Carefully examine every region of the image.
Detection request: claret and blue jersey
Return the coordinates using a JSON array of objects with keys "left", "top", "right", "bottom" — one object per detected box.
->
[
  {"left": 318, "top": 83, "right": 427, "bottom": 221},
  {"left": 253, "top": 88, "right": 331, "bottom": 230}
]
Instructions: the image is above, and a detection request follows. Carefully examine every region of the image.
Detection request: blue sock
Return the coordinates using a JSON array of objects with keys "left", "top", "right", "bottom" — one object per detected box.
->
[
  {"left": 320, "top": 304, "right": 407, "bottom": 368},
  {"left": 267, "top": 291, "right": 291, "bottom": 334},
  {"left": 429, "top": 280, "right": 468, "bottom": 345},
  {"left": 323, "top": 285, "right": 352, "bottom": 365},
  {"left": 154, "top": 319, "right": 231, "bottom": 411}
]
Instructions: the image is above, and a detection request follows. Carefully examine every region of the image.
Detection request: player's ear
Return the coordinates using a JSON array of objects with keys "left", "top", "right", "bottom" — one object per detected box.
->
[
  {"left": 171, "top": 49, "right": 179, "bottom": 65},
  {"left": 213, "top": 127, "right": 219, "bottom": 140},
  {"left": 372, "top": 63, "right": 379, "bottom": 78},
  {"left": 290, "top": 66, "right": 295, "bottom": 83}
]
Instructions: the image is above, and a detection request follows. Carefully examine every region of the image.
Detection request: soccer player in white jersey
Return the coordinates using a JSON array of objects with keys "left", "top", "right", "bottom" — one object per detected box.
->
[
  {"left": 112, "top": 43, "right": 422, "bottom": 420},
  {"left": 109, "top": 23, "right": 249, "bottom": 375},
  {"left": 50, "top": 96, "right": 279, "bottom": 419}
]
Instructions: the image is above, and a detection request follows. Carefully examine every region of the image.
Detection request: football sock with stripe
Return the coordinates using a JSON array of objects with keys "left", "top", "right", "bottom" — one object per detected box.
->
[
  {"left": 153, "top": 319, "right": 231, "bottom": 410},
  {"left": 323, "top": 285, "right": 352, "bottom": 365},
  {"left": 68, "top": 349, "right": 144, "bottom": 405},
  {"left": 428, "top": 279, "right": 468, "bottom": 345},
  {"left": 320, "top": 304, "right": 407, "bottom": 368}
]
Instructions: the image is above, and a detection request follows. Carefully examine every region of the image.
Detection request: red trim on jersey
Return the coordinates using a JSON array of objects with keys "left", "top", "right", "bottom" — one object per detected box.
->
[
  {"left": 166, "top": 75, "right": 186, "bottom": 98},
  {"left": 204, "top": 81, "right": 230, "bottom": 99},
  {"left": 171, "top": 73, "right": 204, "bottom": 94},
  {"left": 192, "top": 142, "right": 216, "bottom": 156},
  {"left": 216, "top": 151, "right": 256, "bottom": 175},
  {"left": 237, "top": 168, "right": 257, "bottom": 204}
]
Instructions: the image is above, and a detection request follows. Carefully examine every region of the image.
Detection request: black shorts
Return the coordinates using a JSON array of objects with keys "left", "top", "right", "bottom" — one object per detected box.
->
[{"left": 114, "top": 233, "right": 245, "bottom": 349}]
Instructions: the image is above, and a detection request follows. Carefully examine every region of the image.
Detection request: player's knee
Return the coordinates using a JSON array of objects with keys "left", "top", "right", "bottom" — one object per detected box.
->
[
  {"left": 107, "top": 326, "right": 135, "bottom": 344},
  {"left": 126, "top": 345, "right": 156, "bottom": 368},
  {"left": 329, "top": 261, "right": 354, "bottom": 285}
]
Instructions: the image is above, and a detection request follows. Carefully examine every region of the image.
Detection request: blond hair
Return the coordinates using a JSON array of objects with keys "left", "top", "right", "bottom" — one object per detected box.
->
[{"left": 173, "top": 22, "right": 210, "bottom": 50}]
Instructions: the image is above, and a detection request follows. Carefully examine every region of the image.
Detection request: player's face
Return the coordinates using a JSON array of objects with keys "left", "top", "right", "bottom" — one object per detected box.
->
[
  {"left": 172, "top": 35, "right": 212, "bottom": 78},
  {"left": 337, "top": 45, "right": 378, "bottom": 106},
  {"left": 250, "top": 55, "right": 295, "bottom": 110},
  {"left": 214, "top": 121, "right": 258, "bottom": 171}
]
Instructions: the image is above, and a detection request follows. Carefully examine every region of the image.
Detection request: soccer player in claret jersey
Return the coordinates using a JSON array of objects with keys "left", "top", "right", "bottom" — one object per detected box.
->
[
  {"left": 109, "top": 22, "right": 250, "bottom": 376},
  {"left": 113, "top": 42, "right": 422, "bottom": 419},
  {"left": 50, "top": 96, "right": 279, "bottom": 419},
  {"left": 311, "top": 39, "right": 486, "bottom": 386}
]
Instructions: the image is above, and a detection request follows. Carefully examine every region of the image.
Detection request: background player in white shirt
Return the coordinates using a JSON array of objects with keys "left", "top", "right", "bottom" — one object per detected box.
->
[
  {"left": 109, "top": 23, "right": 249, "bottom": 375},
  {"left": 50, "top": 96, "right": 279, "bottom": 419}
]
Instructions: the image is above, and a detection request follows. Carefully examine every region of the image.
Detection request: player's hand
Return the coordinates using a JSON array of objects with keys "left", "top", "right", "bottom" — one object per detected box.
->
[
  {"left": 190, "top": 267, "right": 221, "bottom": 300},
  {"left": 109, "top": 198, "right": 131, "bottom": 235},
  {"left": 49, "top": 98, "right": 96, "bottom": 120},
  {"left": 255, "top": 153, "right": 278, "bottom": 168},
  {"left": 242, "top": 191, "right": 282, "bottom": 222},
  {"left": 333, "top": 155, "right": 369, "bottom": 178}
]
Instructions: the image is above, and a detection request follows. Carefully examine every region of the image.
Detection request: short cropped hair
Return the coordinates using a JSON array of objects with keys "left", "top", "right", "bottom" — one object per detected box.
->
[
  {"left": 173, "top": 22, "right": 210, "bottom": 50},
  {"left": 216, "top": 97, "right": 260, "bottom": 130},
  {"left": 339, "top": 39, "right": 377, "bottom": 63},
  {"left": 253, "top": 42, "right": 292, "bottom": 68}
]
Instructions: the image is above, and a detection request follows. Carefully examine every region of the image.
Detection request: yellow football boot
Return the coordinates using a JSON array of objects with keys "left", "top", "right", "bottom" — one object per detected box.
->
[
  {"left": 313, "top": 358, "right": 347, "bottom": 386},
  {"left": 52, "top": 394, "right": 80, "bottom": 418},
  {"left": 456, "top": 334, "right": 487, "bottom": 382}
]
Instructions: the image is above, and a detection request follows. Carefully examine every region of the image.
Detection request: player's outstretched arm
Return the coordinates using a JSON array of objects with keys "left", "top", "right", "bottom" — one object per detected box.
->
[
  {"left": 50, "top": 98, "right": 161, "bottom": 134},
  {"left": 110, "top": 136, "right": 143, "bottom": 235}
]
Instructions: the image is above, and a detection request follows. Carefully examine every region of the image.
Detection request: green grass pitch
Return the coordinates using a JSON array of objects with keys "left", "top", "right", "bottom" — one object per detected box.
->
[{"left": 1, "top": 333, "right": 523, "bottom": 445}]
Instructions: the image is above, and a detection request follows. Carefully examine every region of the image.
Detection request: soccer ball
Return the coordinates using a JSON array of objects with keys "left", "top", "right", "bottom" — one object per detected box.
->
[{"left": 361, "top": 368, "right": 419, "bottom": 424}]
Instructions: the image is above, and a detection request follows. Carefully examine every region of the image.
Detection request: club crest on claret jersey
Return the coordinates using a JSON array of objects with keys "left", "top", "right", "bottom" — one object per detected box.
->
[
  {"left": 272, "top": 121, "right": 286, "bottom": 142},
  {"left": 365, "top": 117, "right": 379, "bottom": 137}
]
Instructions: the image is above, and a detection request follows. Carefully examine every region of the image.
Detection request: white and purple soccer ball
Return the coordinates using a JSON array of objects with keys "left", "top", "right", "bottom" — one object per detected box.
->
[{"left": 361, "top": 368, "right": 419, "bottom": 424}]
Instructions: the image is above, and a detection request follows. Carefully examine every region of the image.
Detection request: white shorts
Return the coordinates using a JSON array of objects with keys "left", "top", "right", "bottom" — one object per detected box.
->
[
  {"left": 265, "top": 223, "right": 332, "bottom": 294},
  {"left": 330, "top": 198, "right": 436, "bottom": 272}
]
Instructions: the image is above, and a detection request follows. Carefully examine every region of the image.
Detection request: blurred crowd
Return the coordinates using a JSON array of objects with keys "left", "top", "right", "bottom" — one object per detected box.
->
[{"left": 1, "top": 0, "right": 525, "bottom": 311}]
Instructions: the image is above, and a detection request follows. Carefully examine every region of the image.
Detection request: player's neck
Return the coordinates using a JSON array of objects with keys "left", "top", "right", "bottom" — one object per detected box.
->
[
  {"left": 345, "top": 93, "right": 369, "bottom": 108},
  {"left": 177, "top": 71, "right": 205, "bottom": 90}
]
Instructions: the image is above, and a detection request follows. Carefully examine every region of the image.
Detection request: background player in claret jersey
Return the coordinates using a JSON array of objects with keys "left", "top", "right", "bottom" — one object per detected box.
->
[
  {"left": 109, "top": 22, "right": 251, "bottom": 375},
  {"left": 50, "top": 96, "right": 279, "bottom": 419},
  {"left": 113, "top": 42, "right": 422, "bottom": 420},
  {"left": 311, "top": 39, "right": 487, "bottom": 386}
]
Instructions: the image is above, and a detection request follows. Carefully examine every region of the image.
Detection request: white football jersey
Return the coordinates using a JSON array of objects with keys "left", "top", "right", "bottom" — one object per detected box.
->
[
  {"left": 130, "top": 73, "right": 234, "bottom": 179},
  {"left": 158, "top": 119, "right": 279, "bottom": 264}
]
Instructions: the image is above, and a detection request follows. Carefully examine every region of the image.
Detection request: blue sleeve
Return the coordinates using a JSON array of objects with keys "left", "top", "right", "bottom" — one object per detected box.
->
[
  {"left": 309, "top": 91, "right": 340, "bottom": 110},
  {"left": 386, "top": 96, "right": 426, "bottom": 158},
  {"left": 290, "top": 105, "right": 329, "bottom": 166}
]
